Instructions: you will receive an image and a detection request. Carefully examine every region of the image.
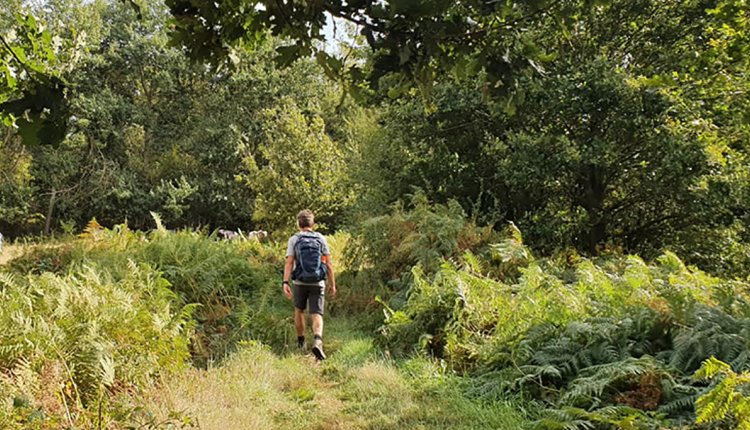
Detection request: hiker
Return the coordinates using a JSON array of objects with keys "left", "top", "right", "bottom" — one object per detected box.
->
[{"left": 282, "top": 209, "right": 336, "bottom": 360}]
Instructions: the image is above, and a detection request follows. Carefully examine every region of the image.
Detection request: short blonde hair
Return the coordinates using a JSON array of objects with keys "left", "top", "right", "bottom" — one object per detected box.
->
[{"left": 297, "top": 209, "right": 314, "bottom": 228}]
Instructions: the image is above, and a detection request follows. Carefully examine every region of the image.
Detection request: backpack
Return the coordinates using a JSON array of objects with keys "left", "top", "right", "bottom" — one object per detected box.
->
[{"left": 292, "top": 232, "right": 327, "bottom": 283}]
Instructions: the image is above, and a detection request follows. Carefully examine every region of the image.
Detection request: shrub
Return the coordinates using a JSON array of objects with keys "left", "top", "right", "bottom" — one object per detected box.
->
[
  {"left": 376, "top": 223, "right": 750, "bottom": 429},
  {"left": 9, "top": 221, "right": 288, "bottom": 363},
  {"left": 0, "top": 264, "right": 193, "bottom": 429},
  {"left": 346, "top": 192, "right": 497, "bottom": 295}
]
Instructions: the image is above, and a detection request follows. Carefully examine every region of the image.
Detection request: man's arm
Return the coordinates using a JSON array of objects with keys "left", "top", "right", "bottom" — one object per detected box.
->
[{"left": 283, "top": 256, "right": 294, "bottom": 299}]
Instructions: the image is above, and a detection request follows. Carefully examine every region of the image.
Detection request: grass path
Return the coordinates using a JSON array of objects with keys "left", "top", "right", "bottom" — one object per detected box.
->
[{"left": 146, "top": 317, "right": 528, "bottom": 430}]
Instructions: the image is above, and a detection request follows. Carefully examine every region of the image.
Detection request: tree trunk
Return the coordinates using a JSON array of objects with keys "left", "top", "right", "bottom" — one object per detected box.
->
[
  {"left": 582, "top": 165, "right": 607, "bottom": 254},
  {"left": 44, "top": 188, "right": 57, "bottom": 236}
]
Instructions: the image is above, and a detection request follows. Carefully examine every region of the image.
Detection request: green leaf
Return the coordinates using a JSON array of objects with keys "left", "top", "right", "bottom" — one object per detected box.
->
[
  {"left": 4, "top": 66, "right": 16, "bottom": 89},
  {"left": 274, "top": 44, "right": 301, "bottom": 68},
  {"left": 387, "top": 86, "right": 402, "bottom": 99},
  {"left": 315, "top": 51, "right": 343, "bottom": 80},
  {"left": 399, "top": 45, "right": 412, "bottom": 65}
]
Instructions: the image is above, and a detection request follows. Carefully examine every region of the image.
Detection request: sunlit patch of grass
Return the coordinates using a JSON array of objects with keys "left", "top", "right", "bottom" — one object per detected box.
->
[
  {"left": 146, "top": 341, "right": 346, "bottom": 430},
  {"left": 337, "top": 360, "right": 421, "bottom": 429},
  {"left": 324, "top": 318, "right": 529, "bottom": 429},
  {"left": 145, "top": 317, "right": 530, "bottom": 430},
  {"left": 0, "top": 244, "right": 16, "bottom": 265},
  {"left": 333, "top": 356, "right": 528, "bottom": 430}
]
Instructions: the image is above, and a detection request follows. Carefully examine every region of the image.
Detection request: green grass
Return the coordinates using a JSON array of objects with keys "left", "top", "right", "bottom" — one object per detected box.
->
[{"left": 144, "top": 316, "right": 530, "bottom": 430}]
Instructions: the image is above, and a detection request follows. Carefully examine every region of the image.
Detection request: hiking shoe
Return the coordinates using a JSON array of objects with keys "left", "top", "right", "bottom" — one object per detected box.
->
[{"left": 312, "top": 338, "right": 326, "bottom": 361}]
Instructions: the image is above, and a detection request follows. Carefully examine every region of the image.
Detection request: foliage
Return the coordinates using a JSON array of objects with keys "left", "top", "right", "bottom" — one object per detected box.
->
[
  {"left": 0, "top": 131, "right": 36, "bottom": 229},
  {"left": 347, "top": 192, "right": 497, "bottom": 283},
  {"left": 374, "top": 213, "right": 750, "bottom": 428},
  {"left": 0, "top": 259, "right": 193, "bottom": 428},
  {"left": 0, "top": 12, "right": 63, "bottom": 129},
  {"left": 340, "top": 0, "right": 750, "bottom": 276},
  {"left": 37, "top": 228, "right": 284, "bottom": 361},
  {"left": 163, "top": 0, "right": 597, "bottom": 106},
  {"left": 0, "top": 220, "right": 300, "bottom": 427},
  {"left": 0, "top": 1, "right": 359, "bottom": 237},
  {"left": 694, "top": 357, "right": 750, "bottom": 429},
  {"left": 349, "top": 58, "right": 737, "bottom": 266},
  {"left": 243, "top": 98, "right": 351, "bottom": 233}
]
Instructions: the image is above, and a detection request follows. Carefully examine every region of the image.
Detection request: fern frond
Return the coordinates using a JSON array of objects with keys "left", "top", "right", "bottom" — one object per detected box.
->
[
  {"left": 150, "top": 211, "right": 166, "bottom": 233},
  {"left": 693, "top": 357, "right": 750, "bottom": 428},
  {"left": 561, "top": 356, "right": 657, "bottom": 405}
]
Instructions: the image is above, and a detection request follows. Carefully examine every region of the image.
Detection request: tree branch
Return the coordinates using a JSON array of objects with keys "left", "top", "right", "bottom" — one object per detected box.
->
[{"left": 0, "top": 34, "right": 34, "bottom": 79}]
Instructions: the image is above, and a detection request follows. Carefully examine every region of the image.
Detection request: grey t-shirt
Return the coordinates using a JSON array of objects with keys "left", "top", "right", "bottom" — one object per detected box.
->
[{"left": 286, "top": 231, "right": 330, "bottom": 287}]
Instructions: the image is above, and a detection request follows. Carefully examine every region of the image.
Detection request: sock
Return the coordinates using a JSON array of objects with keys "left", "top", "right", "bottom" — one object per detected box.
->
[
  {"left": 297, "top": 336, "right": 305, "bottom": 347},
  {"left": 314, "top": 334, "right": 322, "bottom": 340}
]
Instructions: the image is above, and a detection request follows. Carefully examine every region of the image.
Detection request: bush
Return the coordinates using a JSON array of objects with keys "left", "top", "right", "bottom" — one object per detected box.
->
[
  {"left": 9, "top": 220, "right": 290, "bottom": 363},
  {"left": 376, "top": 224, "right": 750, "bottom": 429},
  {"left": 346, "top": 192, "right": 497, "bottom": 291},
  {"left": 0, "top": 264, "right": 193, "bottom": 428}
]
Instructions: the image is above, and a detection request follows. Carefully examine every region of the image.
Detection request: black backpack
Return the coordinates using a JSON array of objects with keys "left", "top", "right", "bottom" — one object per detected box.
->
[{"left": 292, "top": 232, "right": 327, "bottom": 283}]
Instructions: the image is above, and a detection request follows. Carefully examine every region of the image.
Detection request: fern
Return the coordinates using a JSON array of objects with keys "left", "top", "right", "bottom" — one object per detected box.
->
[
  {"left": 669, "top": 307, "right": 750, "bottom": 373},
  {"left": 560, "top": 357, "right": 660, "bottom": 406},
  {"left": 150, "top": 211, "right": 166, "bottom": 233},
  {"left": 534, "top": 405, "right": 663, "bottom": 430},
  {"left": 693, "top": 357, "right": 750, "bottom": 429},
  {"left": 0, "top": 272, "right": 15, "bottom": 289}
]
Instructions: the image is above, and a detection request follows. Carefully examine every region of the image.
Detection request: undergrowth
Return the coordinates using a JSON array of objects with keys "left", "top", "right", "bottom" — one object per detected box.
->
[
  {"left": 350, "top": 200, "right": 750, "bottom": 429},
  {"left": 0, "top": 218, "right": 290, "bottom": 428},
  {"left": 4, "top": 199, "right": 750, "bottom": 429},
  {"left": 0, "top": 262, "right": 193, "bottom": 428}
]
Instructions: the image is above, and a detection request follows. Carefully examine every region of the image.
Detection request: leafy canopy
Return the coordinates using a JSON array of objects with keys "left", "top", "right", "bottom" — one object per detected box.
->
[{"left": 164, "top": 0, "right": 600, "bottom": 100}]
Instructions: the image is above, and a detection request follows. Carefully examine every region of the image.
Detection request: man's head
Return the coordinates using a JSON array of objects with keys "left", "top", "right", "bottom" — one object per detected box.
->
[{"left": 297, "top": 209, "right": 315, "bottom": 230}]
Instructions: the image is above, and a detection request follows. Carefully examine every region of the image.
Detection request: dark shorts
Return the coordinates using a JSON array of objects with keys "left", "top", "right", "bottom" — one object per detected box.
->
[{"left": 293, "top": 283, "right": 325, "bottom": 315}]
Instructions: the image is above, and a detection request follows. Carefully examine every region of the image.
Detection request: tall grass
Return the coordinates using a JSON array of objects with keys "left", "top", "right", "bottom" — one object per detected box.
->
[{"left": 144, "top": 319, "right": 529, "bottom": 430}]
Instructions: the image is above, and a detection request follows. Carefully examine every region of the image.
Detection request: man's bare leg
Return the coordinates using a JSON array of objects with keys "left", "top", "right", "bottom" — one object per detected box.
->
[
  {"left": 294, "top": 308, "right": 306, "bottom": 337},
  {"left": 311, "top": 313, "right": 326, "bottom": 360},
  {"left": 311, "top": 313, "right": 323, "bottom": 338}
]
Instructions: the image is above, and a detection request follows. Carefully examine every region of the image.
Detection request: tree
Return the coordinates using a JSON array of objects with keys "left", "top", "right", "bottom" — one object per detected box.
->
[
  {"left": 1, "top": 0, "right": 355, "bottom": 235},
  {"left": 164, "top": 0, "right": 599, "bottom": 103},
  {"left": 348, "top": 0, "right": 750, "bottom": 271},
  {"left": 0, "top": 129, "right": 36, "bottom": 232},
  {"left": 497, "top": 59, "right": 707, "bottom": 255},
  {"left": 242, "top": 98, "right": 350, "bottom": 233},
  {"left": 0, "top": 12, "right": 67, "bottom": 137}
]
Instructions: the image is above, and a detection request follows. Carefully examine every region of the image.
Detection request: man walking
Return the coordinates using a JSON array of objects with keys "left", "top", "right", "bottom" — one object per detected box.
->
[{"left": 282, "top": 210, "right": 336, "bottom": 360}]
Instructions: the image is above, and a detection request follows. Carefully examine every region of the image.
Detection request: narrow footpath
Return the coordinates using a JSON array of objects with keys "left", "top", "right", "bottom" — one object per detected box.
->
[{"left": 145, "top": 317, "right": 527, "bottom": 430}]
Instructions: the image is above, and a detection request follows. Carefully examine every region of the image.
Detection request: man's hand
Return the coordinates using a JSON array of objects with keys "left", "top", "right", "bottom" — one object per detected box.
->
[
  {"left": 283, "top": 282, "right": 292, "bottom": 300},
  {"left": 329, "top": 284, "right": 337, "bottom": 298}
]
